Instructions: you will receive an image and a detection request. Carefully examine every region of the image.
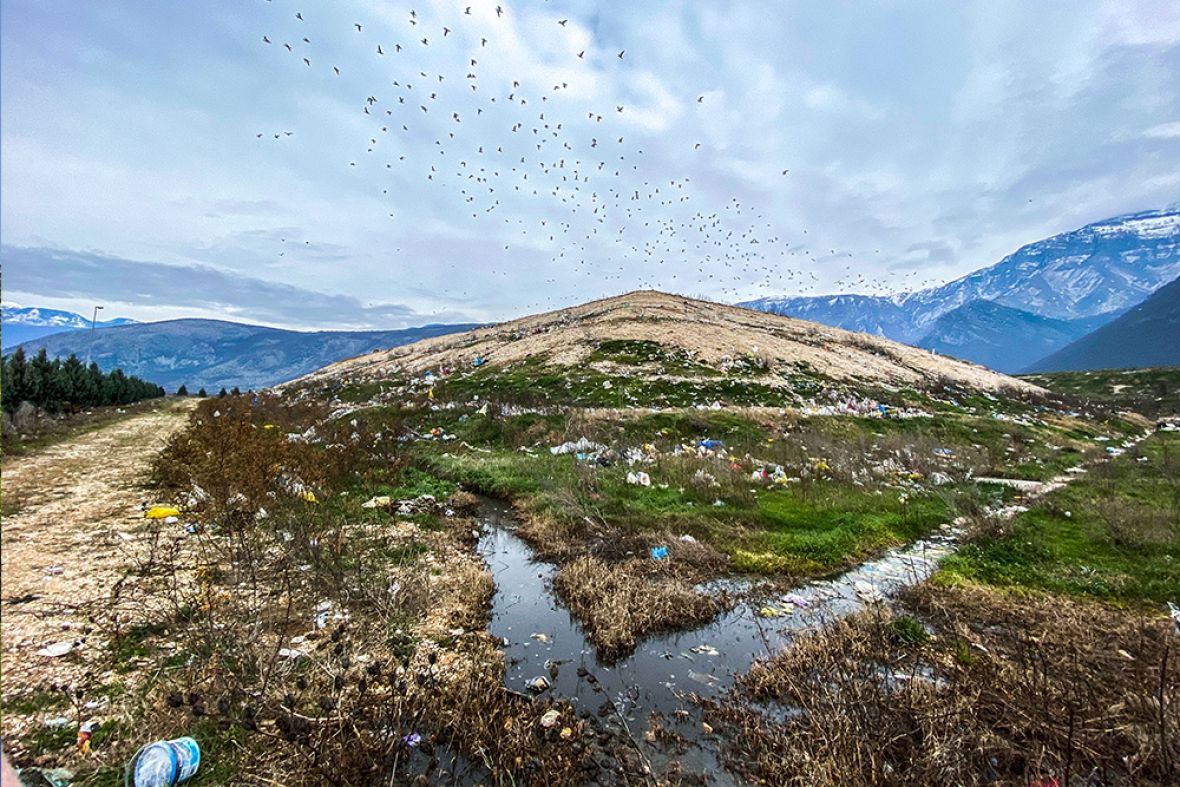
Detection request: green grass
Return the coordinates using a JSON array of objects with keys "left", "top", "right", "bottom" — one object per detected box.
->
[
  {"left": 1, "top": 689, "right": 68, "bottom": 715},
  {"left": 1020, "top": 366, "right": 1180, "bottom": 417},
  {"left": 734, "top": 485, "right": 950, "bottom": 574},
  {"left": 938, "top": 431, "right": 1180, "bottom": 604},
  {"left": 108, "top": 621, "right": 170, "bottom": 673}
]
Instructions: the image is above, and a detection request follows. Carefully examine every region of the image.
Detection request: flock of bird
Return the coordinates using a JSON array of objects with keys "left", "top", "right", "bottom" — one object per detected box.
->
[{"left": 256, "top": 1, "right": 946, "bottom": 310}]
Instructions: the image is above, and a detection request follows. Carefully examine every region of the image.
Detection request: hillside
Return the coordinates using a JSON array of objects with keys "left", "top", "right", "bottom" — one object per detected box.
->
[
  {"left": 1028, "top": 275, "right": 1180, "bottom": 372},
  {"left": 14, "top": 318, "right": 478, "bottom": 391},
  {"left": 2, "top": 304, "right": 136, "bottom": 348},
  {"left": 741, "top": 206, "right": 1180, "bottom": 354},
  {"left": 916, "top": 300, "right": 1111, "bottom": 374},
  {"left": 295, "top": 290, "right": 1039, "bottom": 397}
]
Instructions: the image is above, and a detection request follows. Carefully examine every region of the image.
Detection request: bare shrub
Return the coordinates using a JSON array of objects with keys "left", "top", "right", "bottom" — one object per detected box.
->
[
  {"left": 553, "top": 554, "right": 724, "bottom": 661},
  {"left": 707, "top": 585, "right": 1179, "bottom": 786}
]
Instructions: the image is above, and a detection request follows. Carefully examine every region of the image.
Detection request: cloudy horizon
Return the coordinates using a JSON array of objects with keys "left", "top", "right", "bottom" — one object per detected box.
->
[{"left": 3, "top": 0, "right": 1179, "bottom": 330}]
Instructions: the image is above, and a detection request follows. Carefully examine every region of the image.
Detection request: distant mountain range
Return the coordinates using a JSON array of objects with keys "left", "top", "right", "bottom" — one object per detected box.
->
[
  {"left": 10, "top": 318, "right": 479, "bottom": 391},
  {"left": 741, "top": 207, "right": 1180, "bottom": 371},
  {"left": 917, "top": 300, "right": 1112, "bottom": 374},
  {"left": 1028, "top": 274, "right": 1180, "bottom": 372},
  {"left": 2, "top": 304, "right": 136, "bottom": 348}
]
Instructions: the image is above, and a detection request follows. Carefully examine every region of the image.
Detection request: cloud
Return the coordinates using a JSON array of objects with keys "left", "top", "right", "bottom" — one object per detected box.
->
[
  {"left": 0, "top": 245, "right": 476, "bottom": 330},
  {"left": 1143, "top": 120, "right": 1180, "bottom": 138}
]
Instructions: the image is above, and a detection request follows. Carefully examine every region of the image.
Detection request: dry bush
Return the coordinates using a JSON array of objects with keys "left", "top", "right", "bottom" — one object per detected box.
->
[
  {"left": 707, "top": 585, "right": 1179, "bottom": 786},
  {"left": 553, "top": 554, "right": 724, "bottom": 661},
  {"left": 1094, "top": 497, "right": 1179, "bottom": 550},
  {"left": 106, "top": 394, "right": 611, "bottom": 785}
]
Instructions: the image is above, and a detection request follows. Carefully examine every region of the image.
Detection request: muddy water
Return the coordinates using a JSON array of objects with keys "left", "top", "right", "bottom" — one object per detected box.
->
[{"left": 476, "top": 497, "right": 959, "bottom": 782}]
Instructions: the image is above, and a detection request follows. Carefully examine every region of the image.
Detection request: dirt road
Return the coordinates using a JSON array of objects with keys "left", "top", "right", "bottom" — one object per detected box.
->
[{"left": 1, "top": 400, "right": 196, "bottom": 733}]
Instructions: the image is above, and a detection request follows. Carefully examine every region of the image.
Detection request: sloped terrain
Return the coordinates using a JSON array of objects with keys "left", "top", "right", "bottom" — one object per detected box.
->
[
  {"left": 1028, "top": 275, "right": 1180, "bottom": 372},
  {"left": 297, "top": 290, "right": 1038, "bottom": 396},
  {"left": 916, "top": 299, "right": 1112, "bottom": 373}
]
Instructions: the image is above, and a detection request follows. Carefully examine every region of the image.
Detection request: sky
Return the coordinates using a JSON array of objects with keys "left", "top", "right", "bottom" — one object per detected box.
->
[{"left": 2, "top": 0, "right": 1179, "bottom": 330}]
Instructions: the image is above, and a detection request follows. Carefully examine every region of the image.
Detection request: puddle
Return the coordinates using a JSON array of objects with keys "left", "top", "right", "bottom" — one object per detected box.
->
[{"left": 476, "top": 497, "right": 959, "bottom": 782}]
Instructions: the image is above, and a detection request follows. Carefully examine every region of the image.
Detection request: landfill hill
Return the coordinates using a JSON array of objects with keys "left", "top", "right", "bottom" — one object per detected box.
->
[{"left": 294, "top": 290, "right": 1040, "bottom": 402}]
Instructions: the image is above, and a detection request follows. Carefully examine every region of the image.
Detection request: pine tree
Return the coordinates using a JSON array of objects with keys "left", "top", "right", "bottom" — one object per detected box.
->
[
  {"left": 197, "top": 388, "right": 208, "bottom": 397},
  {"left": 230, "top": 386, "right": 241, "bottom": 396},
  {"left": 177, "top": 384, "right": 189, "bottom": 396},
  {"left": 3, "top": 348, "right": 28, "bottom": 413},
  {"left": 218, "top": 388, "right": 228, "bottom": 397}
]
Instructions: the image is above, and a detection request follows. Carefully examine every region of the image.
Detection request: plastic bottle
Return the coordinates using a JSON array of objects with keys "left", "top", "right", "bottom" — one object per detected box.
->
[{"left": 131, "top": 737, "right": 200, "bottom": 787}]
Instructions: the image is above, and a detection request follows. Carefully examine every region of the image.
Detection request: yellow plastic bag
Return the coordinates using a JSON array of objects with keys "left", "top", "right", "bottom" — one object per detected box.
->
[{"left": 144, "top": 506, "right": 180, "bottom": 519}]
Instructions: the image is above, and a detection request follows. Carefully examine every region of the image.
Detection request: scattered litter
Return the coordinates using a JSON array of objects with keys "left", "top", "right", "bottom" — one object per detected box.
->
[
  {"left": 77, "top": 720, "right": 100, "bottom": 753},
  {"left": 36, "top": 640, "right": 78, "bottom": 658},
  {"left": 45, "top": 565, "right": 64, "bottom": 576},
  {"left": 132, "top": 737, "right": 200, "bottom": 787},
  {"left": 539, "top": 709, "right": 561, "bottom": 728},
  {"left": 650, "top": 545, "right": 669, "bottom": 561},
  {"left": 690, "top": 644, "right": 719, "bottom": 656},
  {"left": 781, "top": 592, "right": 810, "bottom": 607},
  {"left": 14, "top": 768, "right": 74, "bottom": 787},
  {"left": 44, "top": 717, "right": 72, "bottom": 728},
  {"left": 361, "top": 495, "right": 391, "bottom": 509},
  {"left": 527, "top": 675, "right": 551, "bottom": 693},
  {"left": 277, "top": 648, "right": 307, "bottom": 660},
  {"left": 530, "top": 632, "right": 549, "bottom": 643},
  {"left": 403, "top": 732, "right": 422, "bottom": 748},
  {"left": 758, "top": 606, "right": 782, "bottom": 618},
  {"left": 550, "top": 437, "right": 607, "bottom": 455},
  {"left": 1169, "top": 601, "right": 1180, "bottom": 634},
  {"left": 678, "top": 534, "right": 697, "bottom": 543},
  {"left": 144, "top": 506, "right": 180, "bottom": 519},
  {"left": 854, "top": 580, "right": 884, "bottom": 603},
  {"left": 626, "top": 471, "right": 651, "bottom": 486}
]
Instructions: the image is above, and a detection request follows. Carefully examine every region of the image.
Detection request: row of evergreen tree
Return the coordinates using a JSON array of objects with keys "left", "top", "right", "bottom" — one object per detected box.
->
[{"left": 2, "top": 347, "right": 165, "bottom": 414}]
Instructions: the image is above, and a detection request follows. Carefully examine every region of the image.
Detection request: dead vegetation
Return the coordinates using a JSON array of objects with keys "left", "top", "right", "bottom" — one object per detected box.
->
[
  {"left": 84, "top": 394, "right": 625, "bottom": 785},
  {"left": 706, "top": 584, "right": 1179, "bottom": 786},
  {"left": 552, "top": 553, "right": 725, "bottom": 662}
]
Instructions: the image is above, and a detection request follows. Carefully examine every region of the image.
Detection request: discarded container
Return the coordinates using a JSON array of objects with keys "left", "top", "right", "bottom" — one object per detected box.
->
[
  {"left": 132, "top": 737, "right": 200, "bottom": 787},
  {"left": 144, "top": 506, "right": 180, "bottom": 520},
  {"left": 650, "top": 546, "right": 669, "bottom": 561}
]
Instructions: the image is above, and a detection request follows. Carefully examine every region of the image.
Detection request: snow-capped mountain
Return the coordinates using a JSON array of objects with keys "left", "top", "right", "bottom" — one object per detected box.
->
[
  {"left": 2, "top": 303, "right": 136, "bottom": 348},
  {"left": 741, "top": 207, "right": 1180, "bottom": 355}
]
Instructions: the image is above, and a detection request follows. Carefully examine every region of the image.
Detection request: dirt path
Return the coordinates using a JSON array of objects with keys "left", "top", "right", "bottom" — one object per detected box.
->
[{"left": 1, "top": 399, "right": 196, "bottom": 717}]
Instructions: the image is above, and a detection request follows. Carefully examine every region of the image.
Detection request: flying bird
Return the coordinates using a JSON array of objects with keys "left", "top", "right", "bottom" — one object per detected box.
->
[
  {"left": 262, "top": 35, "right": 271, "bottom": 44},
  {"left": 496, "top": 6, "right": 503, "bottom": 17},
  {"left": 558, "top": 19, "right": 568, "bottom": 26},
  {"left": 355, "top": 23, "right": 362, "bottom": 32},
  {"left": 377, "top": 44, "right": 385, "bottom": 54},
  {"left": 577, "top": 50, "right": 584, "bottom": 58},
  {"left": 618, "top": 50, "right": 625, "bottom": 58},
  {"left": 295, "top": 12, "right": 303, "bottom": 21}
]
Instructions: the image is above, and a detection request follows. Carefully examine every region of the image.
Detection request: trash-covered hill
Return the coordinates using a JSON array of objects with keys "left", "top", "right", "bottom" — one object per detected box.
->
[{"left": 292, "top": 290, "right": 1039, "bottom": 400}]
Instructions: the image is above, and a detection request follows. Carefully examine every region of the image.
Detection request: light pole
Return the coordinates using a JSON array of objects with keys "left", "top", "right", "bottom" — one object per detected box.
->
[{"left": 86, "top": 305, "right": 103, "bottom": 365}]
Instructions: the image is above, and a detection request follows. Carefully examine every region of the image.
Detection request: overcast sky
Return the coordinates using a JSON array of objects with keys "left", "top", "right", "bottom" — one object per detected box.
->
[{"left": 3, "top": 0, "right": 1179, "bottom": 330}]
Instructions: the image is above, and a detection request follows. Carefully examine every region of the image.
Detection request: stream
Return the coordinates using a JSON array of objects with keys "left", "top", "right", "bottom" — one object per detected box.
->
[{"left": 475, "top": 497, "right": 961, "bottom": 782}]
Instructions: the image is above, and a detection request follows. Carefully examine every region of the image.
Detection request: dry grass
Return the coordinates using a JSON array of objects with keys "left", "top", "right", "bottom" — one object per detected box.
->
[
  {"left": 552, "top": 551, "right": 725, "bottom": 662},
  {"left": 706, "top": 585, "right": 1179, "bottom": 786}
]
